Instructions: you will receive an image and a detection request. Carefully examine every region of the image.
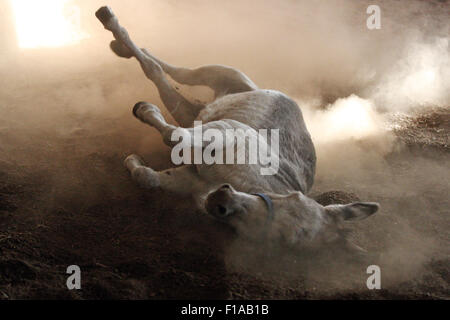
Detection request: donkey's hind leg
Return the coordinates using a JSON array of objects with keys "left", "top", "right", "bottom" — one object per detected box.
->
[
  {"left": 96, "top": 6, "right": 203, "bottom": 127},
  {"left": 145, "top": 59, "right": 258, "bottom": 99},
  {"left": 109, "top": 38, "right": 257, "bottom": 99}
]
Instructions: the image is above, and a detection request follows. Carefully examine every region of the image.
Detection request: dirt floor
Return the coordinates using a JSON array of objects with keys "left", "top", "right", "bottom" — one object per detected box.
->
[
  {"left": 0, "top": 0, "right": 449, "bottom": 299},
  {"left": 0, "top": 102, "right": 448, "bottom": 299}
]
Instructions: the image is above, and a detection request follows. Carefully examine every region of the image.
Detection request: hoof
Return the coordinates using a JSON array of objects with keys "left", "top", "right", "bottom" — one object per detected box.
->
[
  {"left": 133, "top": 102, "right": 161, "bottom": 118},
  {"left": 95, "top": 6, "right": 117, "bottom": 29},
  {"left": 133, "top": 102, "right": 147, "bottom": 118},
  {"left": 110, "top": 40, "right": 133, "bottom": 59},
  {"left": 95, "top": 6, "right": 114, "bottom": 24},
  {"left": 124, "top": 154, "right": 145, "bottom": 170}
]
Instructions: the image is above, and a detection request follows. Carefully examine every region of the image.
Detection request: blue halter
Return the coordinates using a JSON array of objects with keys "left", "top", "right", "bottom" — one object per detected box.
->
[{"left": 252, "top": 193, "right": 274, "bottom": 221}]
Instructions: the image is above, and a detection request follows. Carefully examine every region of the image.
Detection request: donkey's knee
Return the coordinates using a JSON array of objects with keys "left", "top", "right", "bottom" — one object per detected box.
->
[{"left": 110, "top": 40, "right": 132, "bottom": 58}]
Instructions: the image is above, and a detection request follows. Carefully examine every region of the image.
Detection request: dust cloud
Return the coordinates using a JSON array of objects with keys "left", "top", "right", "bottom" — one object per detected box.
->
[{"left": 0, "top": 0, "right": 449, "bottom": 296}]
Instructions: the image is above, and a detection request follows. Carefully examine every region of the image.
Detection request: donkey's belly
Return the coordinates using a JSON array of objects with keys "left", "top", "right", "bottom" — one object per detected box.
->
[{"left": 197, "top": 89, "right": 280, "bottom": 128}]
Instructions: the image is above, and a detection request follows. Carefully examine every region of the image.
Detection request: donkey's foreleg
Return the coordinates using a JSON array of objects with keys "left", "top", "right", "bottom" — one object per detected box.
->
[
  {"left": 132, "top": 101, "right": 206, "bottom": 150},
  {"left": 132, "top": 101, "right": 237, "bottom": 154},
  {"left": 96, "top": 6, "right": 203, "bottom": 126},
  {"left": 124, "top": 155, "right": 202, "bottom": 196},
  {"left": 132, "top": 102, "right": 179, "bottom": 148},
  {"left": 124, "top": 154, "right": 160, "bottom": 189}
]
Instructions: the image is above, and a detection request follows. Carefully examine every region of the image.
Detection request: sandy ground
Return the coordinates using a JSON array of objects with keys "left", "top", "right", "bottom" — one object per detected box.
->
[
  {"left": 0, "top": 103, "right": 448, "bottom": 299},
  {"left": 0, "top": 0, "right": 448, "bottom": 300}
]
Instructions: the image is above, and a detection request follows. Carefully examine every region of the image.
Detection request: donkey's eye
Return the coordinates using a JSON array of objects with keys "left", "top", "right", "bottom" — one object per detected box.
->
[{"left": 217, "top": 205, "right": 227, "bottom": 215}]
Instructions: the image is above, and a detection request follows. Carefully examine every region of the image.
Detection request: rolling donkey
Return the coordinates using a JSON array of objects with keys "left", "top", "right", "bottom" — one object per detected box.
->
[{"left": 96, "top": 6, "right": 379, "bottom": 252}]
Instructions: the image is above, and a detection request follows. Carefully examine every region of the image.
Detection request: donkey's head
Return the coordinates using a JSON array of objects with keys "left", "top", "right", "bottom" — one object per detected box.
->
[{"left": 205, "top": 184, "right": 379, "bottom": 252}]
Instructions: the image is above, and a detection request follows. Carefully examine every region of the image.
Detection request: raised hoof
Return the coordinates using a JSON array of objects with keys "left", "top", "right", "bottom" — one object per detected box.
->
[
  {"left": 124, "top": 154, "right": 145, "bottom": 170},
  {"left": 110, "top": 40, "right": 133, "bottom": 59},
  {"left": 133, "top": 102, "right": 146, "bottom": 118},
  {"left": 133, "top": 102, "right": 161, "bottom": 119},
  {"left": 95, "top": 6, "right": 116, "bottom": 28}
]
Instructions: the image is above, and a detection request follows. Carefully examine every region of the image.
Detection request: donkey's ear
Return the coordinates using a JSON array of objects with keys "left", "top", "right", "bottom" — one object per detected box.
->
[{"left": 326, "top": 202, "right": 379, "bottom": 221}]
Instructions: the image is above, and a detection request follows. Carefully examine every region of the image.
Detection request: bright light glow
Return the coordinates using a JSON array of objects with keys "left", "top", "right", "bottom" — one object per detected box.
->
[
  {"left": 401, "top": 68, "right": 437, "bottom": 98},
  {"left": 370, "top": 38, "right": 449, "bottom": 109},
  {"left": 11, "top": 0, "right": 89, "bottom": 48},
  {"left": 307, "top": 95, "right": 383, "bottom": 143}
]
